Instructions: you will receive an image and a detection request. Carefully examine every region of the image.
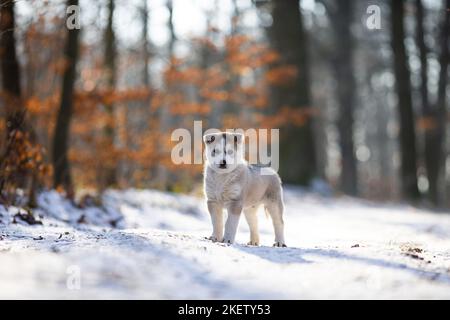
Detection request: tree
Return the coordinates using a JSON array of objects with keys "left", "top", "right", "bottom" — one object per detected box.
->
[
  {"left": 202, "top": 0, "right": 221, "bottom": 129},
  {"left": 415, "top": 0, "right": 429, "bottom": 116},
  {"left": 1, "top": 0, "right": 22, "bottom": 136},
  {"left": 102, "top": 0, "right": 117, "bottom": 187},
  {"left": 140, "top": 0, "right": 150, "bottom": 88},
  {"left": 390, "top": 0, "right": 420, "bottom": 201},
  {"left": 323, "top": 1, "right": 358, "bottom": 195},
  {"left": 267, "top": 0, "right": 318, "bottom": 186},
  {"left": 52, "top": 0, "right": 80, "bottom": 194},
  {"left": 224, "top": 0, "right": 240, "bottom": 116},
  {"left": 155, "top": 0, "right": 176, "bottom": 189},
  {"left": 415, "top": 0, "right": 432, "bottom": 201},
  {"left": 425, "top": 0, "right": 449, "bottom": 206},
  {"left": 0, "top": 0, "right": 24, "bottom": 202}
]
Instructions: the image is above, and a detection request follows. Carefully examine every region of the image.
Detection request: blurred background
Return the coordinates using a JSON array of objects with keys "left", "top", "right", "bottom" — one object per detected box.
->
[{"left": 0, "top": 0, "right": 449, "bottom": 209}]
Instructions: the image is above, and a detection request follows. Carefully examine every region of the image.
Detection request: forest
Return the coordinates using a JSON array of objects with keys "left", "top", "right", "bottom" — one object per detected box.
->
[
  {"left": 0, "top": 0, "right": 449, "bottom": 209},
  {"left": 1, "top": 0, "right": 450, "bottom": 300}
]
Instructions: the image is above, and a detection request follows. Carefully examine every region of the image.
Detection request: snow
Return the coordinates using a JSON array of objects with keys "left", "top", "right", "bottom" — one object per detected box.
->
[{"left": 1, "top": 187, "right": 450, "bottom": 299}]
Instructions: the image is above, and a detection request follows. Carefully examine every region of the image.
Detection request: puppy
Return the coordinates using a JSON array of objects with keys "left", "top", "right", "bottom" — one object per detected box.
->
[{"left": 203, "top": 131, "right": 286, "bottom": 247}]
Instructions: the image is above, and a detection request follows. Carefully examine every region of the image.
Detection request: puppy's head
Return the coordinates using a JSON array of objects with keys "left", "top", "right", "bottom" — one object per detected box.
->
[{"left": 203, "top": 132, "right": 244, "bottom": 173}]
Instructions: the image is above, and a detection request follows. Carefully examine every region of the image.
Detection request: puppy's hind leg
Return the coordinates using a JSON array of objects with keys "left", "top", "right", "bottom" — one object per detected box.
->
[
  {"left": 265, "top": 200, "right": 286, "bottom": 247},
  {"left": 244, "top": 206, "right": 260, "bottom": 246}
]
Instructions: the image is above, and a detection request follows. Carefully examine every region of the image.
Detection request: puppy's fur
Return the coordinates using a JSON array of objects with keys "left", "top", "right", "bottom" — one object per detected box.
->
[{"left": 203, "top": 132, "right": 286, "bottom": 247}]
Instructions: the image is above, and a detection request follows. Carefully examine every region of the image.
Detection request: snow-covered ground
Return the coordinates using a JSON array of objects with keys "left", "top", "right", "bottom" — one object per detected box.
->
[{"left": 1, "top": 187, "right": 450, "bottom": 299}]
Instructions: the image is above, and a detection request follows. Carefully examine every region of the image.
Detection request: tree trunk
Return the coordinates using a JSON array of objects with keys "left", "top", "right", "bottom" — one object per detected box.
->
[
  {"left": 102, "top": 0, "right": 117, "bottom": 187},
  {"left": 52, "top": 0, "right": 80, "bottom": 194},
  {"left": 390, "top": 0, "right": 420, "bottom": 201},
  {"left": 167, "top": 0, "right": 175, "bottom": 55},
  {"left": 141, "top": 0, "right": 150, "bottom": 87},
  {"left": 415, "top": 0, "right": 429, "bottom": 115},
  {"left": 155, "top": 0, "right": 175, "bottom": 189},
  {"left": 0, "top": 0, "right": 23, "bottom": 135},
  {"left": 224, "top": 0, "right": 240, "bottom": 116},
  {"left": 0, "top": 0, "right": 24, "bottom": 201},
  {"left": 268, "top": 0, "right": 317, "bottom": 186},
  {"left": 328, "top": 1, "right": 358, "bottom": 196},
  {"left": 205, "top": 0, "right": 221, "bottom": 129},
  {"left": 415, "top": 0, "right": 433, "bottom": 203},
  {"left": 426, "top": 0, "right": 449, "bottom": 206}
]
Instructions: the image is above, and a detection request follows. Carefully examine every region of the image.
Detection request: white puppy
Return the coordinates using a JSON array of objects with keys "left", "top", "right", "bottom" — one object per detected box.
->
[{"left": 203, "top": 131, "right": 286, "bottom": 247}]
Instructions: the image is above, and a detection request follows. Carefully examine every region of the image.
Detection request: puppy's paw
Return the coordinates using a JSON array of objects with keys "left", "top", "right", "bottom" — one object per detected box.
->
[
  {"left": 273, "top": 242, "right": 287, "bottom": 247},
  {"left": 207, "top": 235, "right": 222, "bottom": 242},
  {"left": 222, "top": 238, "right": 233, "bottom": 245},
  {"left": 247, "top": 241, "right": 260, "bottom": 246}
]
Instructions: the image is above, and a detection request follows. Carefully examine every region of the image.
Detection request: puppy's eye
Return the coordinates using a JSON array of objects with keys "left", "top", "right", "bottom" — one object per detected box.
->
[
  {"left": 211, "top": 149, "right": 220, "bottom": 156},
  {"left": 226, "top": 149, "right": 234, "bottom": 155}
]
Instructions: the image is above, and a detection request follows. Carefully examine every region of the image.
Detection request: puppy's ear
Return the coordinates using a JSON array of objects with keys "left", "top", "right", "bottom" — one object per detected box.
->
[
  {"left": 233, "top": 133, "right": 243, "bottom": 144},
  {"left": 203, "top": 134, "right": 216, "bottom": 145}
]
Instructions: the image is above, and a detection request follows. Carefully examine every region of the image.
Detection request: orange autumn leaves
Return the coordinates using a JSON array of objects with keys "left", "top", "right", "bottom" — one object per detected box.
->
[
  {"left": 158, "top": 35, "right": 296, "bottom": 114},
  {"left": 6, "top": 21, "right": 317, "bottom": 191},
  {"left": 0, "top": 128, "right": 51, "bottom": 204}
]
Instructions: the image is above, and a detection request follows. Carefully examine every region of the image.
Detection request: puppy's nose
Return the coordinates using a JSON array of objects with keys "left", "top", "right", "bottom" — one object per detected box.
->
[{"left": 219, "top": 160, "right": 227, "bottom": 168}]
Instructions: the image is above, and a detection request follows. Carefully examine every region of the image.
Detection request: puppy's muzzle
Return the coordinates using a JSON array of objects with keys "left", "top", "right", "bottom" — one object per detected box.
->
[{"left": 219, "top": 160, "right": 227, "bottom": 169}]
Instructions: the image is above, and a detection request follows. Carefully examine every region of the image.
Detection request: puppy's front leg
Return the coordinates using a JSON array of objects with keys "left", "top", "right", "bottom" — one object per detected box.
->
[
  {"left": 223, "top": 200, "right": 243, "bottom": 244},
  {"left": 207, "top": 200, "right": 223, "bottom": 242}
]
